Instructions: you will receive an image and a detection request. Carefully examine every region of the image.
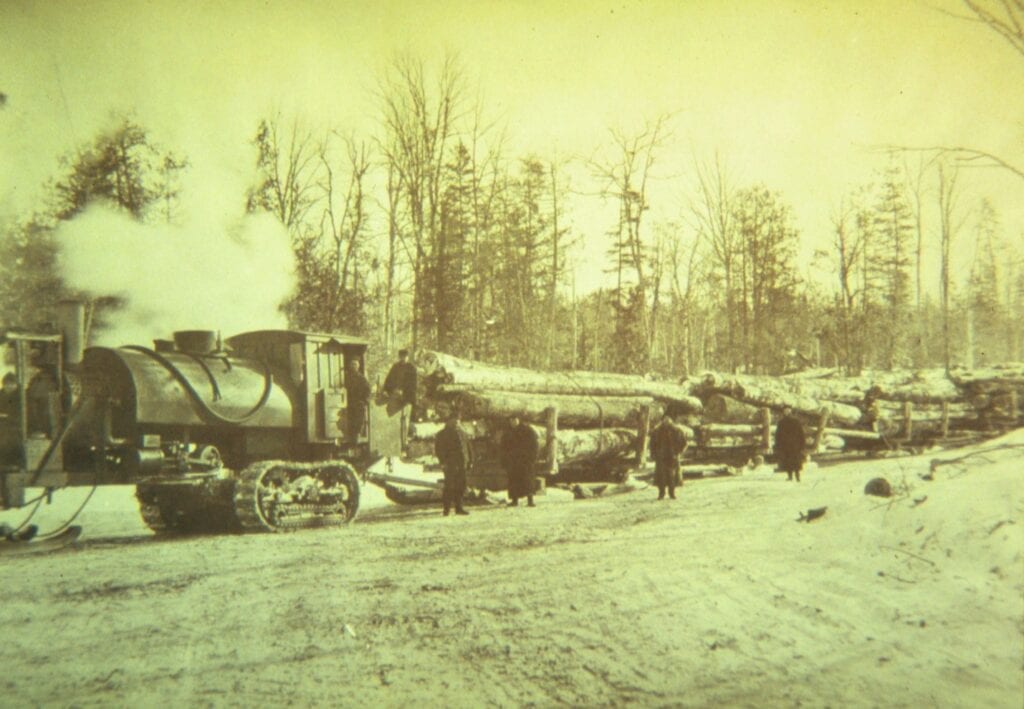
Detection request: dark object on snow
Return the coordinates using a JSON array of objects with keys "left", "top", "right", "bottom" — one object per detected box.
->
[
  {"left": 864, "top": 477, "right": 893, "bottom": 497},
  {"left": 500, "top": 420, "right": 540, "bottom": 504},
  {"left": 797, "top": 506, "right": 828, "bottom": 522},
  {"left": 649, "top": 417, "right": 688, "bottom": 499},
  {"left": 774, "top": 410, "right": 807, "bottom": 482},
  {"left": 2, "top": 523, "right": 38, "bottom": 542},
  {"left": 435, "top": 417, "right": 472, "bottom": 515}
]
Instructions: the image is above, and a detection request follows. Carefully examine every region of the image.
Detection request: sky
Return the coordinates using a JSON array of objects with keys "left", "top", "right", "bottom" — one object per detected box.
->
[{"left": 2, "top": 0, "right": 1023, "bottom": 301}]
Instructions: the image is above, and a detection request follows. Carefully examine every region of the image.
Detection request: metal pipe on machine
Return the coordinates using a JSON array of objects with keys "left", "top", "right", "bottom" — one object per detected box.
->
[{"left": 55, "top": 300, "right": 86, "bottom": 369}]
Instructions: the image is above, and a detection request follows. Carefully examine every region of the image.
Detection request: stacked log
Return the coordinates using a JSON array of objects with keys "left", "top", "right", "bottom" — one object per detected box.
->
[
  {"left": 699, "top": 372, "right": 863, "bottom": 426},
  {"left": 422, "top": 351, "right": 703, "bottom": 413},
  {"left": 703, "top": 394, "right": 762, "bottom": 424},
  {"left": 414, "top": 352, "right": 677, "bottom": 485},
  {"left": 446, "top": 390, "right": 662, "bottom": 428},
  {"left": 950, "top": 365, "right": 1024, "bottom": 426},
  {"left": 413, "top": 353, "right": 1023, "bottom": 487},
  {"left": 864, "top": 378, "right": 962, "bottom": 404},
  {"left": 533, "top": 426, "right": 639, "bottom": 467}
]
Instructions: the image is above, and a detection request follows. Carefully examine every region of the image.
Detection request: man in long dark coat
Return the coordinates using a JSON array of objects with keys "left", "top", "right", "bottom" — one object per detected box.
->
[
  {"left": 500, "top": 415, "right": 540, "bottom": 507},
  {"left": 649, "top": 412, "right": 688, "bottom": 500},
  {"left": 382, "top": 349, "right": 417, "bottom": 451},
  {"left": 774, "top": 406, "right": 807, "bottom": 482},
  {"left": 434, "top": 409, "right": 471, "bottom": 516},
  {"left": 344, "top": 359, "right": 371, "bottom": 441}
]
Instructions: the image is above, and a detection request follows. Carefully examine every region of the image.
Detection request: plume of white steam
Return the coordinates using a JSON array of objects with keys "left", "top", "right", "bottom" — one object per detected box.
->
[{"left": 55, "top": 204, "right": 296, "bottom": 347}]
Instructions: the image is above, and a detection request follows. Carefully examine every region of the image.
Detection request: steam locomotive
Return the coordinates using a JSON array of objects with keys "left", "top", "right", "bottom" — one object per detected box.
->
[{"left": 0, "top": 302, "right": 402, "bottom": 534}]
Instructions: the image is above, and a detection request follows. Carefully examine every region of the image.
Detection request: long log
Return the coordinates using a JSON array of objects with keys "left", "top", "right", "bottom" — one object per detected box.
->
[
  {"left": 949, "top": 364, "right": 1024, "bottom": 387},
  {"left": 531, "top": 426, "right": 638, "bottom": 466},
  {"left": 865, "top": 379, "right": 962, "bottom": 404},
  {"left": 422, "top": 351, "right": 703, "bottom": 412},
  {"left": 699, "top": 371, "right": 867, "bottom": 404},
  {"left": 703, "top": 394, "right": 762, "bottom": 423},
  {"left": 445, "top": 390, "right": 664, "bottom": 427},
  {"left": 410, "top": 420, "right": 491, "bottom": 441},
  {"left": 700, "top": 374, "right": 863, "bottom": 426},
  {"left": 823, "top": 426, "right": 882, "bottom": 441},
  {"left": 700, "top": 423, "right": 762, "bottom": 435}
]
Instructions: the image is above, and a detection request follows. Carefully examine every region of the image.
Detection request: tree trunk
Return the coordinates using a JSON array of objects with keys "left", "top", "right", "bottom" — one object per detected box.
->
[
  {"left": 422, "top": 351, "right": 703, "bottom": 412},
  {"left": 703, "top": 394, "right": 761, "bottom": 423},
  {"left": 533, "top": 426, "right": 637, "bottom": 466},
  {"left": 698, "top": 372, "right": 862, "bottom": 426},
  {"left": 448, "top": 390, "right": 664, "bottom": 427}
]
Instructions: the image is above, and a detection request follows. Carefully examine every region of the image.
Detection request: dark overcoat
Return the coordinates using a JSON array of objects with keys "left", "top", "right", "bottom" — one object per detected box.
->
[
  {"left": 774, "top": 414, "right": 807, "bottom": 473},
  {"left": 383, "top": 361, "right": 418, "bottom": 408},
  {"left": 649, "top": 420, "right": 688, "bottom": 487},
  {"left": 345, "top": 370, "right": 371, "bottom": 437},
  {"left": 435, "top": 423, "right": 472, "bottom": 492},
  {"left": 500, "top": 423, "right": 540, "bottom": 498}
]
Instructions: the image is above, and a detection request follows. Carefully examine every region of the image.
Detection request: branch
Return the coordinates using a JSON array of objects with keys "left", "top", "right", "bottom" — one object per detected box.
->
[{"left": 871, "top": 144, "right": 1024, "bottom": 181}]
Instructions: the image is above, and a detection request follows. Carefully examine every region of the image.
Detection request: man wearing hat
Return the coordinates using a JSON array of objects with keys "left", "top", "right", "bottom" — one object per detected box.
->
[
  {"left": 648, "top": 409, "right": 688, "bottom": 500},
  {"left": 382, "top": 349, "right": 417, "bottom": 452},
  {"left": 344, "top": 359, "right": 371, "bottom": 441},
  {"left": 433, "top": 408, "right": 471, "bottom": 516},
  {"left": 774, "top": 406, "right": 807, "bottom": 482},
  {"left": 499, "top": 415, "right": 540, "bottom": 507}
]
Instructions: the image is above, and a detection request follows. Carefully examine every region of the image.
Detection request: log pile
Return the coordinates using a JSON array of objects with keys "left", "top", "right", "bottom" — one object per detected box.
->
[
  {"left": 694, "top": 365, "right": 1023, "bottom": 451},
  {"left": 422, "top": 351, "right": 703, "bottom": 414},
  {"left": 450, "top": 390, "right": 662, "bottom": 428},
  {"left": 412, "top": 351, "right": 1023, "bottom": 490},
  {"left": 416, "top": 352, "right": 704, "bottom": 487},
  {"left": 698, "top": 372, "right": 863, "bottom": 425}
]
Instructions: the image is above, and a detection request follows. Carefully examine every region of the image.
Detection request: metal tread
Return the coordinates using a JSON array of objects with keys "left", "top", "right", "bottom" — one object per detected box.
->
[{"left": 232, "top": 459, "right": 360, "bottom": 533}]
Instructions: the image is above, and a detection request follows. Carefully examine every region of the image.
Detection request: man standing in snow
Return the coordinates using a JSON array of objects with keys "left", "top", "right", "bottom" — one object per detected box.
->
[
  {"left": 500, "top": 415, "right": 540, "bottom": 507},
  {"left": 649, "top": 410, "right": 688, "bottom": 500},
  {"left": 774, "top": 406, "right": 807, "bottom": 482},
  {"left": 434, "top": 408, "right": 471, "bottom": 516}
]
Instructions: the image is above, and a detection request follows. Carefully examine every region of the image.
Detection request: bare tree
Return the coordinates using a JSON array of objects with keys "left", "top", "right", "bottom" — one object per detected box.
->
[
  {"left": 665, "top": 224, "right": 703, "bottom": 374},
  {"left": 690, "top": 154, "right": 738, "bottom": 371},
  {"left": 903, "top": 155, "right": 930, "bottom": 365},
  {"left": 378, "top": 52, "right": 466, "bottom": 352},
  {"left": 960, "top": 0, "right": 1024, "bottom": 57},
  {"left": 879, "top": 1, "right": 1024, "bottom": 180},
  {"left": 937, "top": 160, "right": 967, "bottom": 371},
  {"left": 591, "top": 115, "right": 672, "bottom": 371},
  {"left": 248, "top": 115, "right": 321, "bottom": 231},
  {"left": 828, "top": 195, "right": 870, "bottom": 372}
]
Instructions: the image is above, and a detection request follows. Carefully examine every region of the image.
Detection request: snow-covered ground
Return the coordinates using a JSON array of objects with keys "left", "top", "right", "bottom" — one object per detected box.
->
[{"left": 1, "top": 432, "right": 1022, "bottom": 707}]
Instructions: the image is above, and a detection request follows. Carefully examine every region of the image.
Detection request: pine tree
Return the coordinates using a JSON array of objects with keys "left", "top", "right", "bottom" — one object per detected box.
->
[{"left": 870, "top": 166, "right": 915, "bottom": 368}]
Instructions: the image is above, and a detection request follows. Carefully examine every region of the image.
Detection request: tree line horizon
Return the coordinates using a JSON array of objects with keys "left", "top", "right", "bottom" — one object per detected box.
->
[{"left": 1, "top": 49, "right": 1021, "bottom": 379}]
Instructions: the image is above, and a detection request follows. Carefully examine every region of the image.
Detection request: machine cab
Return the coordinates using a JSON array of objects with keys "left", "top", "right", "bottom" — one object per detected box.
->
[{"left": 225, "top": 330, "right": 402, "bottom": 459}]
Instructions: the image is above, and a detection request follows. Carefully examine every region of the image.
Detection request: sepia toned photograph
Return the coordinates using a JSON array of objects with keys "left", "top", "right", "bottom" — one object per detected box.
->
[{"left": 1, "top": 1, "right": 1022, "bottom": 706}]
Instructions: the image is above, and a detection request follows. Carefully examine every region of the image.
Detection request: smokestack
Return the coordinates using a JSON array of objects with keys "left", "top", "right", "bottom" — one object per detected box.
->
[
  {"left": 173, "top": 330, "right": 218, "bottom": 355},
  {"left": 56, "top": 300, "right": 86, "bottom": 369}
]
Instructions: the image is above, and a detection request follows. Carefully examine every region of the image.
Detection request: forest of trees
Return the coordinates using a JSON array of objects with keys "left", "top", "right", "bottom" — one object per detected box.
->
[{"left": 2, "top": 6, "right": 1022, "bottom": 379}]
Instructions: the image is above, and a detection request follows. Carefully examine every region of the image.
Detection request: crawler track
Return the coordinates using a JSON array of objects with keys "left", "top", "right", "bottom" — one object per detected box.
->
[
  {"left": 232, "top": 460, "right": 360, "bottom": 533},
  {"left": 135, "top": 481, "right": 240, "bottom": 535}
]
